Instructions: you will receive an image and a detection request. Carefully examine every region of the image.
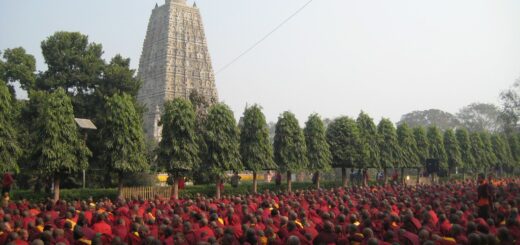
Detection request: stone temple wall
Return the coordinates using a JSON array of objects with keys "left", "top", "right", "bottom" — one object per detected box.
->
[{"left": 137, "top": 0, "right": 218, "bottom": 140}]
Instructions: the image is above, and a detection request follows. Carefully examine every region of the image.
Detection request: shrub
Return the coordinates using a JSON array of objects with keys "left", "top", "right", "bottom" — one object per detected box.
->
[{"left": 11, "top": 181, "right": 344, "bottom": 202}]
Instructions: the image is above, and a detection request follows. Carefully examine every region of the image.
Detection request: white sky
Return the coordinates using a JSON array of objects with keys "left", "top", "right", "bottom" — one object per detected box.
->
[{"left": 1, "top": 0, "right": 519, "bottom": 123}]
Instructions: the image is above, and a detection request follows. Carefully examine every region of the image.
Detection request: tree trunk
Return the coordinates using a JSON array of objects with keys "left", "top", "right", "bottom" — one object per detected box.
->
[
  {"left": 462, "top": 169, "right": 466, "bottom": 181},
  {"left": 171, "top": 177, "right": 179, "bottom": 199},
  {"left": 401, "top": 168, "right": 405, "bottom": 185},
  {"left": 216, "top": 177, "right": 221, "bottom": 199},
  {"left": 315, "top": 171, "right": 320, "bottom": 189},
  {"left": 118, "top": 174, "right": 124, "bottom": 198},
  {"left": 104, "top": 172, "right": 112, "bottom": 188},
  {"left": 53, "top": 177, "right": 60, "bottom": 203},
  {"left": 252, "top": 172, "right": 258, "bottom": 193},
  {"left": 341, "top": 167, "right": 347, "bottom": 187},
  {"left": 287, "top": 171, "right": 292, "bottom": 192}
]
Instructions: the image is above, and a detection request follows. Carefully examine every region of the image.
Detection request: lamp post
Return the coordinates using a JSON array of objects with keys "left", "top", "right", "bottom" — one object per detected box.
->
[{"left": 74, "top": 118, "right": 97, "bottom": 189}]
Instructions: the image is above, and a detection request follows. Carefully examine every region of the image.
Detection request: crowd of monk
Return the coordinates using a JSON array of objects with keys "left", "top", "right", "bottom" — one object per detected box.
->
[{"left": 0, "top": 176, "right": 519, "bottom": 245}]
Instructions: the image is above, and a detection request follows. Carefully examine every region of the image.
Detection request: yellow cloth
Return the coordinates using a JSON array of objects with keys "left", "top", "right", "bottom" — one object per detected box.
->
[
  {"left": 78, "top": 238, "right": 92, "bottom": 245},
  {"left": 260, "top": 236, "right": 268, "bottom": 245},
  {"left": 66, "top": 218, "right": 77, "bottom": 230}
]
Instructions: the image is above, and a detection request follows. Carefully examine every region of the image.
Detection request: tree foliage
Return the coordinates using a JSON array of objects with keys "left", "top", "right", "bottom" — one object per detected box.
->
[
  {"left": 396, "top": 123, "right": 419, "bottom": 168},
  {"left": 469, "top": 132, "right": 486, "bottom": 171},
  {"left": 500, "top": 78, "right": 520, "bottom": 132},
  {"left": 491, "top": 134, "right": 513, "bottom": 169},
  {"left": 31, "top": 88, "right": 91, "bottom": 175},
  {"left": 507, "top": 134, "right": 520, "bottom": 167},
  {"left": 457, "top": 103, "right": 502, "bottom": 132},
  {"left": 0, "top": 81, "right": 21, "bottom": 172},
  {"left": 39, "top": 32, "right": 104, "bottom": 93},
  {"left": 413, "top": 126, "right": 429, "bottom": 167},
  {"left": 98, "top": 55, "right": 141, "bottom": 98},
  {"left": 38, "top": 32, "right": 105, "bottom": 118},
  {"left": 356, "top": 112, "right": 380, "bottom": 168},
  {"left": 0, "top": 47, "right": 36, "bottom": 95},
  {"left": 479, "top": 132, "right": 497, "bottom": 170},
  {"left": 326, "top": 117, "right": 363, "bottom": 169},
  {"left": 398, "top": 109, "right": 460, "bottom": 130},
  {"left": 274, "top": 111, "right": 308, "bottom": 172},
  {"left": 455, "top": 128, "right": 475, "bottom": 171},
  {"left": 204, "top": 103, "right": 243, "bottom": 176},
  {"left": 157, "top": 98, "right": 199, "bottom": 174},
  {"left": 101, "top": 93, "right": 148, "bottom": 175},
  {"left": 426, "top": 126, "right": 447, "bottom": 170},
  {"left": 443, "top": 129, "right": 462, "bottom": 171},
  {"left": 239, "top": 105, "right": 275, "bottom": 172},
  {"left": 377, "top": 118, "right": 401, "bottom": 169},
  {"left": 304, "top": 113, "right": 332, "bottom": 172}
]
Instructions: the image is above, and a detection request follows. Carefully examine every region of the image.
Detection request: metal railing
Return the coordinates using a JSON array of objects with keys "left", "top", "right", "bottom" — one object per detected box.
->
[{"left": 120, "top": 186, "right": 172, "bottom": 199}]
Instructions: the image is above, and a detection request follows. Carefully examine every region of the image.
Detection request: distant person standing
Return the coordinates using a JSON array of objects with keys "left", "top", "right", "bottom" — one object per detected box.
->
[
  {"left": 362, "top": 169, "right": 368, "bottom": 186},
  {"left": 230, "top": 172, "right": 241, "bottom": 188},
  {"left": 477, "top": 173, "right": 493, "bottom": 219},
  {"left": 2, "top": 172, "right": 14, "bottom": 196},
  {"left": 275, "top": 172, "right": 282, "bottom": 188}
]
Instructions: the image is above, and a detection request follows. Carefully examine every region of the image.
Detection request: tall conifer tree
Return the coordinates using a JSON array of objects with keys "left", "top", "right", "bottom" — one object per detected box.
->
[
  {"left": 101, "top": 93, "right": 148, "bottom": 196},
  {"left": 157, "top": 98, "right": 199, "bottom": 199},
  {"left": 239, "top": 105, "right": 275, "bottom": 193},
  {"left": 204, "top": 103, "right": 242, "bottom": 198},
  {"left": 304, "top": 113, "right": 332, "bottom": 188},
  {"left": 274, "top": 111, "right": 308, "bottom": 192}
]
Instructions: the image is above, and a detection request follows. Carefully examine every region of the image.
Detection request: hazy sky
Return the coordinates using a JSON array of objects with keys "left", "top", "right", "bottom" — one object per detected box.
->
[{"left": 1, "top": 0, "right": 519, "bottom": 123}]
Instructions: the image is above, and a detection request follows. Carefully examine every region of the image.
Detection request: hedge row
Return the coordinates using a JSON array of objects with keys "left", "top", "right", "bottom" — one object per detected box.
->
[
  {"left": 10, "top": 188, "right": 119, "bottom": 202},
  {"left": 11, "top": 181, "right": 344, "bottom": 202}
]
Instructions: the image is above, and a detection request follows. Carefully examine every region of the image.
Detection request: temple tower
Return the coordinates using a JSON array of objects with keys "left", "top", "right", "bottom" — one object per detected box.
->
[{"left": 137, "top": 0, "right": 218, "bottom": 140}]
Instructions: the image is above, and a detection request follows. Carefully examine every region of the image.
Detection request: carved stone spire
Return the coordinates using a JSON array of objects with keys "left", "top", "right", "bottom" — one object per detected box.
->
[{"left": 138, "top": 1, "right": 218, "bottom": 140}]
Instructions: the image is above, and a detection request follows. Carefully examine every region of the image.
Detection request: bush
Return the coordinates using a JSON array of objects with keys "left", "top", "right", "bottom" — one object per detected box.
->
[
  {"left": 10, "top": 181, "right": 343, "bottom": 202},
  {"left": 170, "top": 181, "right": 343, "bottom": 199},
  {"left": 11, "top": 188, "right": 118, "bottom": 202}
]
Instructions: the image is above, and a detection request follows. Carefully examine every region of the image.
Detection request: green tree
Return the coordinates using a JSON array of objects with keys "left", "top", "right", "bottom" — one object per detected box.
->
[
  {"left": 456, "top": 128, "right": 475, "bottom": 178},
  {"left": 0, "top": 81, "right": 21, "bottom": 172},
  {"left": 327, "top": 116, "right": 363, "bottom": 186},
  {"left": 189, "top": 90, "right": 212, "bottom": 184},
  {"left": 507, "top": 134, "right": 520, "bottom": 170},
  {"left": 500, "top": 78, "right": 520, "bottom": 132},
  {"left": 469, "top": 132, "right": 486, "bottom": 172},
  {"left": 443, "top": 129, "right": 462, "bottom": 176},
  {"left": 157, "top": 98, "right": 199, "bottom": 199},
  {"left": 413, "top": 126, "right": 429, "bottom": 182},
  {"left": 101, "top": 93, "right": 148, "bottom": 196},
  {"left": 356, "top": 112, "right": 380, "bottom": 169},
  {"left": 426, "top": 126, "right": 447, "bottom": 172},
  {"left": 204, "top": 103, "right": 242, "bottom": 198},
  {"left": 304, "top": 113, "right": 332, "bottom": 188},
  {"left": 479, "top": 132, "right": 497, "bottom": 171},
  {"left": 491, "top": 134, "right": 513, "bottom": 175},
  {"left": 239, "top": 105, "right": 275, "bottom": 193},
  {"left": 38, "top": 32, "right": 105, "bottom": 118},
  {"left": 31, "top": 88, "right": 91, "bottom": 201},
  {"left": 398, "top": 109, "right": 461, "bottom": 130},
  {"left": 274, "top": 111, "right": 308, "bottom": 192},
  {"left": 98, "top": 55, "right": 141, "bottom": 97},
  {"left": 377, "top": 118, "right": 401, "bottom": 184},
  {"left": 0, "top": 47, "right": 37, "bottom": 95},
  {"left": 397, "top": 123, "right": 419, "bottom": 183},
  {"left": 36, "top": 32, "right": 144, "bottom": 188},
  {"left": 457, "top": 103, "right": 503, "bottom": 132}
]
